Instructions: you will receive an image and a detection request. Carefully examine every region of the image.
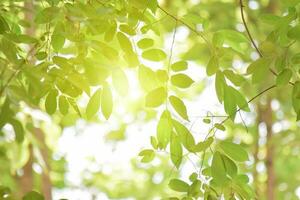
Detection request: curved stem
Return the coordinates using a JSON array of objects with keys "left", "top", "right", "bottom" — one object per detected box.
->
[{"left": 239, "top": 0, "right": 294, "bottom": 85}]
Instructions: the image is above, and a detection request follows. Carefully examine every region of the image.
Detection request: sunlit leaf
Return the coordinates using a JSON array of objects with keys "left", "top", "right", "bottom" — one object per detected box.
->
[
  {"left": 142, "top": 49, "right": 166, "bottom": 61},
  {"left": 137, "top": 38, "right": 154, "bottom": 49},
  {"left": 170, "top": 132, "right": 183, "bottom": 169},
  {"left": 145, "top": 87, "right": 167, "bottom": 107},
  {"left": 157, "top": 110, "right": 172, "bottom": 149},
  {"left": 211, "top": 151, "right": 227, "bottom": 186},
  {"left": 101, "top": 85, "right": 113, "bottom": 120},
  {"left": 45, "top": 89, "right": 58, "bottom": 115},
  {"left": 218, "top": 141, "right": 249, "bottom": 162},
  {"left": 138, "top": 149, "right": 155, "bottom": 163},
  {"left": 171, "top": 73, "right": 194, "bottom": 88},
  {"left": 59, "top": 96, "right": 69, "bottom": 115},
  {"left": 169, "top": 95, "right": 189, "bottom": 121},
  {"left": 86, "top": 89, "right": 101, "bottom": 119},
  {"left": 171, "top": 61, "right": 188, "bottom": 72},
  {"left": 172, "top": 119, "right": 195, "bottom": 151},
  {"left": 169, "top": 179, "right": 189, "bottom": 192},
  {"left": 112, "top": 68, "right": 129, "bottom": 96}
]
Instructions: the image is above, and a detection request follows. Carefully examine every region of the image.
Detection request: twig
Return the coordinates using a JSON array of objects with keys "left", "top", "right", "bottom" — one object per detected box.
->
[
  {"left": 157, "top": 5, "right": 212, "bottom": 51},
  {"left": 239, "top": 0, "right": 294, "bottom": 86}
]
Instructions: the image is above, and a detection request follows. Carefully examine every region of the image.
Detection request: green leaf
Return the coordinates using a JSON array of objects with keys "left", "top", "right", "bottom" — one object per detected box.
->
[
  {"left": 231, "top": 87, "right": 250, "bottom": 112},
  {"left": 292, "top": 81, "right": 300, "bottom": 120},
  {"left": 35, "top": 7, "right": 60, "bottom": 24},
  {"left": 35, "top": 52, "right": 47, "bottom": 60},
  {"left": 138, "top": 65, "right": 159, "bottom": 92},
  {"left": 150, "top": 136, "right": 158, "bottom": 149},
  {"left": 287, "top": 25, "right": 300, "bottom": 40},
  {"left": 142, "top": 49, "right": 166, "bottom": 61},
  {"left": 192, "top": 137, "right": 213, "bottom": 152},
  {"left": 51, "top": 34, "right": 65, "bottom": 51},
  {"left": 189, "top": 173, "right": 198, "bottom": 182},
  {"left": 137, "top": 38, "right": 154, "bottom": 49},
  {"left": 222, "top": 154, "right": 238, "bottom": 177},
  {"left": 101, "top": 85, "right": 113, "bottom": 120},
  {"left": 223, "top": 70, "right": 245, "bottom": 86},
  {"left": 156, "top": 70, "right": 168, "bottom": 82},
  {"left": 218, "top": 141, "right": 249, "bottom": 162},
  {"left": 188, "top": 180, "right": 202, "bottom": 197},
  {"left": 214, "top": 29, "right": 248, "bottom": 53},
  {"left": 215, "top": 123, "right": 225, "bottom": 131},
  {"left": 247, "top": 58, "right": 270, "bottom": 84},
  {"left": 67, "top": 73, "right": 90, "bottom": 95},
  {"left": 276, "top": 68, "right": 292, "bottom": 86},
  {"left": 117, "top": 32, "right": 133, "bottom": 52},
  {"left": 145, "top": 87, "right": 167, "bottom": 107},
  {"left": 157, "top": 110, "right": 172, "bottom": 149},
  {"left": 169, "top": 179, "right": 189, "bottom": 192},
  {"left": 206, "top": 56, "right": 219, "bottom": 76},
  {"left": 138, "top": 149, "right": 155, "bottom": 163},
  {"left": 10, "top": 119, "right": 24, "bottom": 143},
  {"left": 172, "top": 119, "right": 195, "bottom": 151},
  {"left": 211, "top": 151, "right": 227, "bottom": 186},
  {"left": 171, "top": 61, "right": 188, "bottom": 72},
  {"left": 23, "top": 191, "right": 44, "bottom": 200},
  {"left": 59, "top": 96, "right": 69, "bottom": 115},
  {"left": 67, "top": 98, "right": 81, "bottom": 117},
  {"left": 169, "top": 95, "right": 189, "bottom": 121},
  {"left": 45, "top": 89, "right": 58, "bottom": 115},
  {"left": 0, "top": 16, "right": 10, "bottom": 34},
  {"left": 86, "top": 89, "right": 101, "bottom": 119},
  {"left": 215, "top": 71, "right": 226, "bottom": 103},
  {"left": 171, "top": 73, "right": 194, "bottom": 88},
  {"left": 170, "top": 132, "right": 183, "bottom": 169},
  {"left": 112, "top": 69, "right": 129, "bottom": 96},
  {"left": 224, "top": 86, "right": 237, "bottom": 120}
]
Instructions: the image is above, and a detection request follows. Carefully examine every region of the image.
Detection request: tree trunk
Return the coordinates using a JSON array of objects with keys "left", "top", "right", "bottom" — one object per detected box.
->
[{"left": 260, "top": 98, "right": 275, "bottom": 200}]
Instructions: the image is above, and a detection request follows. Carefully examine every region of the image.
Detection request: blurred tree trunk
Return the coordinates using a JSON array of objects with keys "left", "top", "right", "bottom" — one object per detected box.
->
[
  {"left": 35, "top": 128, "right": 52, "bottom": 200},
  {"left": 259, "top": 98, "right": 275, "bottom": 200},
  {"left": 253, "top": 104, "right": 261, "bottom": 199},
  {"left": 16, "top": 1, "right": 52, "bottom": 199}
]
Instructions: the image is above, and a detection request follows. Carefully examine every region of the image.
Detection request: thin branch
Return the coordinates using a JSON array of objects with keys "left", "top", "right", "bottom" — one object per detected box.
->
[
  {"left": 157, "top": 5, "right": 212, "bottom": 51},
  {"left": 239, "top": 0, "right": 294, "bottom": 86},
  {"left": 0, "top": 44, "right": 37, "bottom": 97},
  {"left": 205, "top": 84, "right": 276, "bottom": 139}
]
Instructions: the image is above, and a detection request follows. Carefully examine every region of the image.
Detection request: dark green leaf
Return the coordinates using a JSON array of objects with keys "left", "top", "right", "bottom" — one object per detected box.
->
[{"left": 23, "top": 191, "right": 44, "bottom": 200}]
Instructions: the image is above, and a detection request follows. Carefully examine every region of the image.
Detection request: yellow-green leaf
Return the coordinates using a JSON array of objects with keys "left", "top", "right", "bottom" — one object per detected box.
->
[
  {"left": 145, "top": 87, "right": 167, "bottom": 107},
  {"left": 86, "top": 89, "right": 101, "bottom": 119},
  {"left": 101, "top": 85, "right": 113, "bottom": 120},
  {"left": 171, "top": 73, "right": 194, "bottom": 88},
  {"left": 169, "top": 95, "right": 189, "bottom": 121}
]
